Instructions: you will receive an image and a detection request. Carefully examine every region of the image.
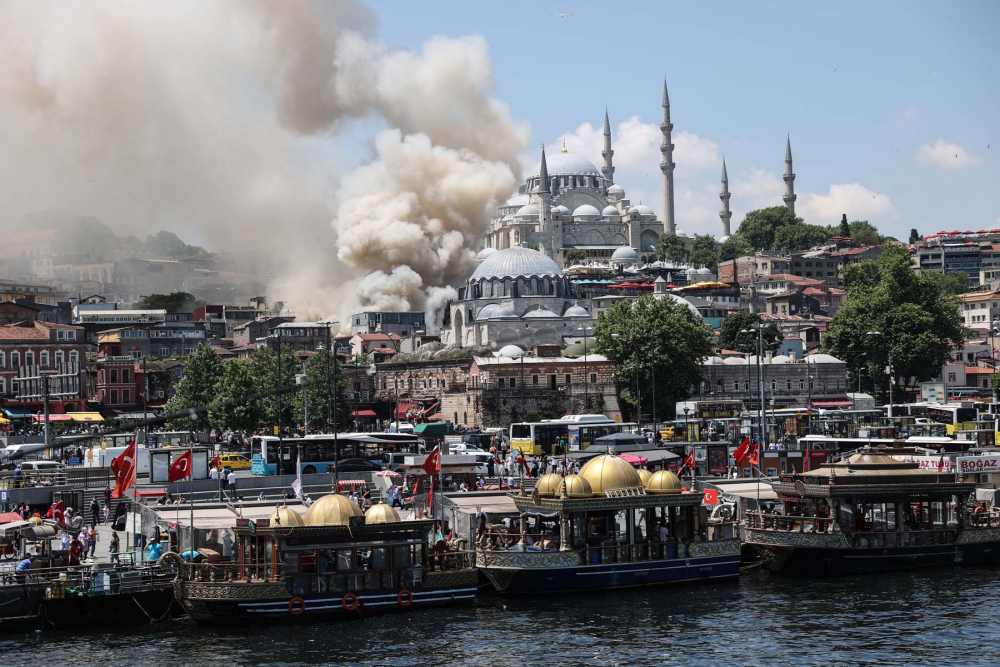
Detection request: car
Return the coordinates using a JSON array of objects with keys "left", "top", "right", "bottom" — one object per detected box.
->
[
  {"left": 218, "top": 454, "right": 251, "bottom": 470},
  {"left": 333, "top": 458, "right": 383, "bottom": 473}
]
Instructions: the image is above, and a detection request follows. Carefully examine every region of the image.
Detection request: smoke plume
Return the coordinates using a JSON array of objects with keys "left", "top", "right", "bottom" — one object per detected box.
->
[{"left": 0, "top": 2, "right": 527, "bottom": 330}]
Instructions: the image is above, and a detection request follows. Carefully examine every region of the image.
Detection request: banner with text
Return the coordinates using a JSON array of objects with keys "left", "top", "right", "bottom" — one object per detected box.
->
[{"left": 956, "top": 455, "right": 1000, "bottom": 475}]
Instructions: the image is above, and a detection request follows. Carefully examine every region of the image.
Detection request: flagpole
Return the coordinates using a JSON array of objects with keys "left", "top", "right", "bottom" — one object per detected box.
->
[
  {"left": 131, "top": 429, "right": 139, "bottom": 559},
  {"left": 189, "top": 447, "right": 196, "bottom": 554}
]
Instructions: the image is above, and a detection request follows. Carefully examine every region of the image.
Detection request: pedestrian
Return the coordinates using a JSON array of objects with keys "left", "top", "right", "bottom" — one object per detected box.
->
[
  {"left": 102, "top": 504, "right": 110, "bottom": 524},
  {"left": 15, "top": 555, "right": 33, "bottom": 584},
  {"left": 227, "top": 469, "right": 237, "bottom": 493},
  {"left": 88, "top": 525, "right": 99, "bottom": 558},
  {"left": 13, "top": 464, "right": 22, "bottom": 489},
  {"left": 209, "top": 466, "right": 219, "bottom": 481},
  {"left": 103, "top": 484, "right": 111, "bottom": 507},
  {"left": 486, "top": 457, "right": 495, "bottom": 478},
  {"left": 109, "top": 531, "right": 120, "bottom": 565},
  {"left": 68, "top": 539, "right": 82, "bottom": 565},
  {"left": 90, "top": 498, "right": 100, "bottom": 526},
  {"left": 146, "top": 537, "right": 163, "bottom": 563},
  {"left": 79, "top": 526, "right": 90, "bottom": 557},
  {"left": 59, "top": 529, "right": 71, "bottom": 552}
]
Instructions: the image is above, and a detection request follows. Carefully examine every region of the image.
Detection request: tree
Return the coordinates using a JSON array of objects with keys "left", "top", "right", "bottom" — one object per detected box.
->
[
  {"left": 909, "top": 228, "right": 922, "bottom": 245},
  {"left": 293, "top": 348, "right": 350, "bottom": 432},
  {"left": 144, "top": 230, "right": 208, "bottom": 257},
  {"left": 564, "top": 248, "right": 588, "bottom": 264},
  {"left": 165, "top": 344, "right": 224, "bottom": 429},
  {"left": 838, "top": 214, "right": 851, "bottom": 238},
  {"left": 688, "top": 249, "right": 718, "bottom": 273},
  {"left": 655, "top": 233, "right": 688, "bottom": 263},
  {"left": 248, "top": 344, "right": 299, "bottom": 429},
  {"left": 923, "top": 270, "right": 970, "bottom": 296},
  {"left": 210, "top": 359, "right": 259, "bottom": 432},
  {"left": 735, "top": 207, "right": 802, "bottom": 251},
  {"left": 719, "top": 235, "right": 753, "bottom": 263},
  {"left": 135, "top": 292, "right": 199, "bottom": 313},
  {"left": 823, "top": 246, "right": 966, "bottom": 398},
  {"left": 773, "top": 224, "right": 832, "bottom": 252},
  {"left": 716, "top": 312, "right": 782, "bottom": 354},
  {"left": 594, "top": 294, "right": 714, "bottom": 419},
  {"left": 847, "top": 220, "right": 884, "bottom": 246}
]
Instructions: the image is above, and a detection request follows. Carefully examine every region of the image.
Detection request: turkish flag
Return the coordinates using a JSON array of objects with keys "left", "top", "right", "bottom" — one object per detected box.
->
[
  {"left": 734, "top": 437, "right": 752, "bottom": 466},
  {"left": 210, "top": 455, "right": 220, "bottom": 469},
  {"left": 703, "top": 489, "right": 719, "bottom": 505},
  {"left": 111, "top": 439, "right": 138, "bottom": 499},
  {"left": 169, "top": 450, "right": 193, "bottom": 482},
  {"left": 46, "top": 501, "right": 65, "bottom": 524},
  {"left": 678, "top": 449, "right": 696, "bottom": 474},
  {"left": 421, "top": 446, "right": 441, "bottom": 477},
  {"left": 748, "top": 441, "right": 759, "bottom": 466}
]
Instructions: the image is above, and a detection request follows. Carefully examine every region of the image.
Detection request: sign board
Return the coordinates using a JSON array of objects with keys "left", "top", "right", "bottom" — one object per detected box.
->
[
  {"left": 894, "top": 455, "right": 955, "bottom": 473},
  {"left": 956, "top": 456, "right": 1000, "bottom": 475},
  {"left": 703, "top": 489, "right": 718, "bottom": 505},
  {"left": 0, "top": 491, "right": 7, "bottom": 503},
  {"left": 919, "top": 382, "right": 947, "bottom": 403}
]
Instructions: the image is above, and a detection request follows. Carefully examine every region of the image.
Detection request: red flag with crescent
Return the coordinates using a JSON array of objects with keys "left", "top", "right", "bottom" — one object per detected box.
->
[
  {"left": 111, "top": 438, "right": 137, "bottom": 499},
  {"left": 168, "top": 450, "right": 193, "bottom": 482}
]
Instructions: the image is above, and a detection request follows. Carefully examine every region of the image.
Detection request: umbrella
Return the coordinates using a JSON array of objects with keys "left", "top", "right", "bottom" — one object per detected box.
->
[
  {"left": 619, "top": 453, "right": 648, "bottom": 465},
  {"left": 375, "top": 470, "right": 401, "bottom": 477}
]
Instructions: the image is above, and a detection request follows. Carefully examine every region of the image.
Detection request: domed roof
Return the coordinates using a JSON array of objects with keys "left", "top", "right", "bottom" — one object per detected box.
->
[
  {"left": 269, "top": 505, "right": 305, "bottom": 527},
  {"left": 806, "top": 354, "right": 842, "bottom": 364},
  {"left": 607, "top": 183, "right": 625, "bottom": 195},
  {"left": 505, "top": 194, "right": 530, "bottom": 207},
  {"left": 476, "top": 247, "right": 498, "bottom": 261},
  {"left": 535, "top": 473, "right": 564, "bottom": 497},
  {"left": 470, "top": 246, "right": 563, "bottom": 281},
  {"left": 770, "top": 355, "right": 791, "bottom": 364},
  {"left": 602, "top": 205, "right": 620, "bottom": 217},
  {"left": 646, "top": 470, "right": 683, "bottom": 494},
  {"left": 562, "top": 303, "right": 590, "bottom": 318},
  {"left": 515, "top": 204, "right": 539, "bottom": 217},
  {"left": 637, "top": 469, "right": 653, "bottom": 486},
  {"left": 706, "top": 356, "right": 725, "bottom": 365},
  {"left": 497, "top": 344, "right": 524, "bottom": 358},
  {"left": 611, "top": 246, "right": 638, "bottom": 260},
  {"left": 531, "top": 152, "right": 601, "bottom": 177},
  {"left": 561, "top": 474, "right": 593, "bottom": 498},
  {"left": 579, "top": 454, "right": 643, "bottom": 494},
  {"left": 723, "top": 356, "right": 748, "bottom": 365},
  {"left": 501, "top": 214, "right": 514, "bottom": 222},
  {"left": 697, "top": 268, "right": 713, "bottom": 275},
  {"left": 626, "top": 206, "right": 639, "bottom": 214},
  {"left": 685, "top": 267, "right": 699, "bottom": 275},
  {"left": 477, "top": 303, "right": 517, "bottom": 320},
  {"left": 562, "top": 337, "right": 598, "bottom": 357},
  {"left": 364, "top": 502, "right": 401, "bottom": 524},
  {"left": 719, "top": 235, "right": 730, "bottom": 243},
  {"left": 635, "top": 204, "right": 655, "bottom": 216},
  {"left": 552, "top": 205, "right": 570, "bottom": 215},
  {"left": 522, "top": 307, "right": 559, "bottom": 319},
  {"left": 572, "top": 204, "right": 601, "bottom": 217},
  {"left": 659, "top": 293, "right": 703, "bottom": 318},
  {"left": 304, "top": 493, "right": 362, "bottom": 526}
]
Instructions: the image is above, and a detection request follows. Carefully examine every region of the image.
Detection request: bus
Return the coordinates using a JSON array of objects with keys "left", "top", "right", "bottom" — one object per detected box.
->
[
  {"left": 251, "top": 433, "right": 420, "bottom": 476},
  {"left": 509, "top": 415, "right": 635, "bottom": 455},
  {"left": 568, "top": 421, "right": 639, "bottom": 451}
]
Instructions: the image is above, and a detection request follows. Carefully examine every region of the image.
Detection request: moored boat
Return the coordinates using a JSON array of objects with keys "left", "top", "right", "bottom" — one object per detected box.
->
[
  {"left": 745, "top": 448, "right": 1000, "bottom": 576},
  {"left": 169, "top": 494, "right": 478, "bottom": 625},
  {"left": 476, "top": 454, "right": 741, "bottom": 593}
]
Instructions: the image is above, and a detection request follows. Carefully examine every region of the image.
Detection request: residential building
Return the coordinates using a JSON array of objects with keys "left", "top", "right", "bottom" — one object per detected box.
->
[
  {"left": 350, "top": 333, "right": 401, "bottom": 360},
  {"left": 0, "top": 280, "right": 65, "bottom": 307},
  {"left": 350, "top": 311, "right": 426, "bottom": 337},
  {"left": 959, "top": 291, "right": 1000, "bottom": 330},
  {"left": 266, "top": 322, "right": 334, "bottom": 353},
  {"left": 0, "top": 321, "right": 88, "bottom": 413},
  {"left": 718, "top": 254, "right": 792, "bottom": 286}
]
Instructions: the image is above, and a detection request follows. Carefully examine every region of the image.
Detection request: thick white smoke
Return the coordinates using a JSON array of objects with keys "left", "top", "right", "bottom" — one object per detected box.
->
[
  {"left": 0, "top": 2, "right": 527, "bottom": 330},
  {"left": 424, "top": 286, "right": 459, "bottom": 335}
]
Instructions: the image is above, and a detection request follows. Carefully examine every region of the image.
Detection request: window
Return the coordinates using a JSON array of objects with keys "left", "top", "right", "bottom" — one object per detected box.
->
[
  {"left": 55, "top": 351, "right": 64, "bottom": 365},
  {"left": 787, "top": 379, "right": 792, "bottom": 390},
  {"left": 770, "top": 379, "right": 776, "bottom": 391},
  {"left": 122, "top": 369, "right": 130, "bottom": 383},
  {"left": 0, "top": 378, "right": 4, "bottom": 395},
  {"left": 160, "top": 347, "right": 170, "bottom": 357},
  {"left": 110, "top": 389, "right": 119, "bottom": 404},
  {"left": 800, "top": 379, "right": 805, "bottom": 390},
  {"left": 110, "top": 369, "right": 119, "bottom": 383},
  {"left": 948, "top": 373, "right": 957, "bottom": 382},
  {"left": 510, "top": 378, "right": 517, "bottom": 388},
  {"left": 122, "top": 389, "right": 130, "bottom": 404},
  {"left": 590, "top": 373, "right": 596, "bottom": 384},
  {"left": 498, "top": 378, "right": 505, "bottom": 388},
  {"left": 0, "top": 351, "right": 4, "bottom": 368},
  {"left": 733, "top": 379, "right": 739, "bottom": 391},
  {"left": 25, "top": 352, "right": 34, "bottom": 367},
  {"left": 532, "top": 375, "right": 539, "bottom": 385},
  {"left": 69, "top": 351, "right": 79, "bottom": 366},
  {"left": 39, "top": 351, "right": 49, "bottom": 366},
  {"left": 565, "top": 374, "right": 571, "bottom": 385},
  {"left": 57, "top": 330, "right": 65, "bottom": 340}
]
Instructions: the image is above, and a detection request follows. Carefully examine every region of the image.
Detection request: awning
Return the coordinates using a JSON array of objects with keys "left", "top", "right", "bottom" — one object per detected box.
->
[
  {"left": 352, "top": 409, "right": 377, "bottom": 417},
  {"left": 2, "top": 409, "right": 34, "bottom": 418},
  {"left": 135, "top": 490, "right": 167, "bottom": 498},
  {"left": 394, "top": 402, "right": 415, "bottom": 418},
  {"left": 33, "top": 414, "right": 72, "bottom": 422},
  {"left": 0, "top": 512, "right": 25, "bottom": 524},
  {"left": 714, "top": 482, "right": 779, "bottom": 502},
  {"left": 0, "top": 520, "right": 32, "bottom": 536},
  {"left": 69, "top": 412, "right": 104, "bottom": 422}
]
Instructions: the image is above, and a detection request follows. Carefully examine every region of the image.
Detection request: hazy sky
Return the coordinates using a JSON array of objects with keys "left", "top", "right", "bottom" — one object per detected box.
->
[{"left": 364, "top": 0, "right": 999, "bottom": 239}]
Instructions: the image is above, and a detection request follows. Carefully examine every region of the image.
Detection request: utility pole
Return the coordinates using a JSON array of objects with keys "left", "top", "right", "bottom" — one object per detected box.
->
[{"left": 42, "top": 375, "right": 50, "bottom": 453}]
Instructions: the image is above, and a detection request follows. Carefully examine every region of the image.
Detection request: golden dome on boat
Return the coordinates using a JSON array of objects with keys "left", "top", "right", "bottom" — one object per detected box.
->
[
  {"left": 304, "top": 493, "right": 362, "bottom": 526},
  {"left": 269, "top": 505, "right": 305, "bottom": 527},
  {"left": 560, "top": 474, "right": 593, "bottom": 498},
  {"left": 364, "top": 502, "right": 401, "bottom": 524},
  {"left": 579, "top": 454, "right": 642, "bottom": 494},
  {"left": 535, "top": 473, "right": 564, "bottom": 497},
  {"left": 637, "top": 469, "right": 653, "bottom": 486},
  {"left": 646, "top": 470, "right": 683, "bottom": 494}
]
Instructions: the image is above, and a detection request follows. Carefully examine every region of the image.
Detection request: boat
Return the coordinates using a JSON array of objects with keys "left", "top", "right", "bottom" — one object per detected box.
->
[
  {"left": 169, "top": 494, "right": 479, "bottom": 625},
  {"left": 476, "top": 454, "right": 741, "bottom": 593},
  {"left": 744, "top": 448, "right": 1000, "bottom": 576}
]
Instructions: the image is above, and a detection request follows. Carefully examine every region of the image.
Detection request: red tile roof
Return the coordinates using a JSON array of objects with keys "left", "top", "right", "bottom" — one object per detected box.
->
[{"left": 354, "top": 333, "right": 401, "bottom": 341}]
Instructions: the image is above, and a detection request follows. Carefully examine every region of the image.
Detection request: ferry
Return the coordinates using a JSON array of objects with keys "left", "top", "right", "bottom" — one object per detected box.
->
[
  {"left": 168, "top": 493, "right": 479, "bottom": 625},
  {"left": 744, "top": 448, "right": 1000, "bottom": 576},
  {"left": 476, "top": 454, "right": 741, "bottom": 593}
]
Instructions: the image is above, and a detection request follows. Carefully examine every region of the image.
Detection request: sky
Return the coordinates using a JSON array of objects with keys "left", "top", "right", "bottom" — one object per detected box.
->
[{"left": 363, "top": 0, "right": 1000, "bottom": 239}]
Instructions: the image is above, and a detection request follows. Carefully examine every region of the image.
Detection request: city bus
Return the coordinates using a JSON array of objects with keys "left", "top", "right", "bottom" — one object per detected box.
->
[
  {"left": 250, "top": 433, "right": 420, "bottom": 476},
  {"left": 509, "top": 415, "right": 635, "bottom": 455}
]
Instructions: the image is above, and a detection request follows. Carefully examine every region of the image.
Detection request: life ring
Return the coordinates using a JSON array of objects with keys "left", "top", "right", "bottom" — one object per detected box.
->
[
  {"left": 288, "top": 596, "right": 306, "bottom": 615},
  {"left": 342, "top": 593, "right": 359, "bottom": 611},
  {"left": 397, "top": 589, "right": 413, "bottom": 608}
]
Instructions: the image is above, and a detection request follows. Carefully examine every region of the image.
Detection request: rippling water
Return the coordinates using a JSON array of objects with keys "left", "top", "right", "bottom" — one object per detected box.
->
[{"left": 3, "top": 567, "right": 995, "bottom": 666}]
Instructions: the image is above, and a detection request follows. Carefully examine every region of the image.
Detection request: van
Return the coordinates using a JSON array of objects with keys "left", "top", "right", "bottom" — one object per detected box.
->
[{"left": 20, "top": 460, "right": 65, "bottom": 475}]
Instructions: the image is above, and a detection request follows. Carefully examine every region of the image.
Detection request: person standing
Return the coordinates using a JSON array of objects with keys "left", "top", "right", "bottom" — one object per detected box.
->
[
  {"left": 13, "top": 465, "right": 22, "bottom": 489},
  {"left": 103, "top": 485, "right": 111, "bottom": 508},
  {"left": 79, "top": 526, "right": 90, "bottom": 558},
  {"left": 227, "top": 469, "right": 237, "bottom": 494},
  {"left": 109, "top": 531, "right": 120, "bottom": 565},
  {"left": 90, "top": 498, "right": 100, "bottom": 527},
  {"left": 146, "top": 537, "right": 163, "bottom": 563},
  {"left": 87, "top": 525, "right": 99, "bottom": 558}
]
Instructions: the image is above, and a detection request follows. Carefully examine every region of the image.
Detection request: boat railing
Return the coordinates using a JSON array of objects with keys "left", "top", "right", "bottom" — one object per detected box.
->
[
  {"left": 429, "top": 549, "right": 476, "bottom": 571},
  {"left": 0, "top": 562, "right": 173, "bottom": 593},
  {"left": 169, "top": 558, "right": 284, "bottom": 583},
  {"left": 748, "top": 510, "right": 1000, "bottom": 532}
]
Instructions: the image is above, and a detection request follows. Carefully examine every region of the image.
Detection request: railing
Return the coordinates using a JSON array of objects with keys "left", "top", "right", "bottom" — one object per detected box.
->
[
  {"left": 0, "top": 562, "right": 174, "bottom": 594},
  {"left": 173, "top": 559, "right": 284, "bottom": 583}
]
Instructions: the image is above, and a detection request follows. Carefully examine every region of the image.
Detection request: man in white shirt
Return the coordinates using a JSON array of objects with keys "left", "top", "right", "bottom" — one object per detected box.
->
[
  {"left": 209, "top": 466, "right": 219, "bottom": 481},
  {"left": 227, "top": 470, "right": 237, "bottom": 492}
]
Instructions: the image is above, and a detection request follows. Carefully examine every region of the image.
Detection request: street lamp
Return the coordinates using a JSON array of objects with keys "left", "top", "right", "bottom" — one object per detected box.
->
[
  {"left": 577, "top": 326, "right": 593, "bottom": 413},
  {"left": 866, "top": 331, "right": 893, "bottom": 413}
]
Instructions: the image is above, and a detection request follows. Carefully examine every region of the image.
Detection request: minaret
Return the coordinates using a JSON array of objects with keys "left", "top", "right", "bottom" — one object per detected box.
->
[
  {"left": 660, "top": 79, "right": 676, "bottom": 235},
  {"left": 783, "top": 134, "right": 797, "bottom": 214},
  {"left": 601, "top": 108, "right": 615, "bottom": 187},
  {"left": 535, "top": 144, "right": 554, "bottom": 257},
  {"left": 719, "top": 158, "right": 732, "bottom": 237}
]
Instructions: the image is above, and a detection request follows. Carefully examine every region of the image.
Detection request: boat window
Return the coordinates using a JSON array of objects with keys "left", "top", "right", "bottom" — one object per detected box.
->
[
  {"left": 336, "top": 549, "right": 355, "bottom": 572},
  {"left": 372, "top": 547, "right": 389, "bottom": 569},
  {"left": 394, "top": 545, "right": 410, "bottom": 568}
]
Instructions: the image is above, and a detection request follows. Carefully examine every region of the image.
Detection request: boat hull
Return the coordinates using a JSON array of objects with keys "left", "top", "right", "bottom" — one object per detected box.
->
[
  {"left": 477, "top": 542, "right": 741, "bottom": 593},
  {"left": 175, "top": 571, "right": 479, "bottom": 626},
  {"left": 42, "top": 589, "right": 181, "bottom": 629}
]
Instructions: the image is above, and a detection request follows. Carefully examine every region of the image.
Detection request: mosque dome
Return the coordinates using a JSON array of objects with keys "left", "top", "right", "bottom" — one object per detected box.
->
[
  {"left": 626, "top": 206, "right": 639, "bottom": 215},
  {"left": 685, "top": 267, "right": 699, "bottom": 276},
  {"left": 602, "top": 205, "right": 620, "bottom": 217},
  {"left": 304, "top": 493, "right": 362, "bottom": 526},
  {"left": 552, "top": 205, "right": 570, "bottom": 216},
  {"left": 637, "top": 469, "right": 653, "bottom": 486},
  {"left": 522, "top": 307, "right": 560, "bottom": 319},
  {"left": 501, "top": 214, "right": 514, "bottom": 222},
  {"left": 515, "top": 204, "right": 539, "bottom": 217},
  {"left": 562, "top": 304, "right": 590, "bottom": 318},
  {"left": 498, "top": 344, "right": 524, "bottom": 358},
  {"left": 572, "top": 204, "right": 601, "bottom": 218},
  {"left": 607, "top": 184, "right": 625, "bottom": 195},
  {"left": 504, "top": 194, "right": 530, "bottom": 208},
  {"left": 269, "top": 505, "right": 305, "bottom": 527},
  {"left": 476, "top": 303, "right": 517, "bottom": 320},
  {"left": 611, "top": 246, "right": 638, "bottom": 261},
  {"left": 645, "top": 470, "right": 683, "bottom": 494},
  {"left": 560, "top": 474, "right": 593, "bottom": 498},
  {"left": 770, "top": 355, "right": 792, "bottom": 364},
  {"left": 531, "top": 152, "right": 602, "bottom": 177},
  {"left": 635, "top": 204, "right": 655, "bottom": 217},
  {"left": 470, "top": 246, "right": 563, "bottom": 281},
  {"left": 579, "top": 454, "right": 643, "bottom": 494},
  {"left": 476, "top": 247, "right": 498, "bottom": 261},
  {"left": 535, "top": 473, "right": 565, "bottom": 497},
  {"left": 657, "top": 293, "right": 702, "bottom": 318},
  {"left": 697, "top": 268, "right": 713, "bottom": 275},
  {"left": 723, "top": 356, "right": 748, "bottom": 365},
  {"left": 706, "top": 356, "right": 725, "bottom": 365},
  {"left": 719, "top": 235, "right": 731, "bottom": 243},
  {"left": 364, "top": 502, "right": 401, "bottom": 524}
]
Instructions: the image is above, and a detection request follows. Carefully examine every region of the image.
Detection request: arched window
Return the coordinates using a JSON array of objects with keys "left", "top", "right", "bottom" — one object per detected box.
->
[
  {"left": 40, "top": 351, "right": 49, "bottom": 366},
  {"left": 732, "top": 379, "right": 739, "bottom": 391},
  {"left": 55, "top": 351, "right": 64, "bottom": 366},
  {"left": 744, "top": 381, "right": 750, "bottom": 392},
  {"left": 787, "top": 379, "right": 792, "bottom": 391},
  {"left": 717, "top": 379, "right": 724, "bottom": 391},
  {"left": 69, "top": 351, "right": 79, "bottom": 367},
  {"left": 0, "top": 351, "right": 4, "bottom": 368},
  {"left": 799, "top": 378, "right": 805, "bottom": 390}
]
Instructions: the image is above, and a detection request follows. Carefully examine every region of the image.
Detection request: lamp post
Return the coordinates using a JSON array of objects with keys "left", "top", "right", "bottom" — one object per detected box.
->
[
  {"left": 866, "top": 331, "right": 892, "bottom": 414},
  {"left": 577, "top": 326, "right": 593, "bottom": 413},
  {"left": 850, "top": 352, "right": 867, "bottom": 413}
]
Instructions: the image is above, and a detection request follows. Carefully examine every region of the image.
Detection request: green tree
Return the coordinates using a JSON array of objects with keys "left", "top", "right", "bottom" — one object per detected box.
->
[
  {"left": 293, "top": 348, "right": 350, "bottom": 432},
  {"left": 719, "top": 235, "right": 753, "bottom": 263},
  {"left": 248, "top": 344, "right": 299, "bottom": 429},
  {"left": 165, "top": 344, "right": 224, "bottom": 429},
  {"left": 716, "top": 312, "right": 782, "bottom": 354},
  {"left": 210, "top": 359, "right": 259, "bottom": 432},
  {"left": 135, "top": 292, "right": 199, "bottom": 313},
  {"left": 655, "top": 233, "right": 688, "bottom": 263},
  {"left": 594, "top": 294, "right": 714, "bottom": 419},
  {"left": 773, "top": 223, "right": 832, "bottom": 252},
  {"left": 838, "top": 214, "right": 851, "bottom": 238},
  {"left": 847, "top": 220, "right": 884, "bottom": 246},
  {"left": 923, "top": 270, "right": 970, "bottom": 296},
  {"left": 823, "top": 246, "right": 966, "bottom": 397},
  {"left": 688, "top": 249, "right": 718, "bottom": 273},
  {"left": 909, "top": 228, "right": 922, "bottom": 244},
  {"left": 564, "top": 248, "right": 589, "bottom": 264},
  {"left": 735, "top": 206, "right": 802, "bottom": 251}
]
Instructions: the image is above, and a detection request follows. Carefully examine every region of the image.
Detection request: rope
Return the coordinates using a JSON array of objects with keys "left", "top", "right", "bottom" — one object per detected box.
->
[{"left": 129, "top": 592, "right": 173, "bottom": 623}]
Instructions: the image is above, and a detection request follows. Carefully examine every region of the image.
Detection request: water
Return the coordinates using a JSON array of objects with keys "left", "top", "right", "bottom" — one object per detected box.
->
[{"left": 2, "top": 567, "right": 995, "bottom": 666}]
